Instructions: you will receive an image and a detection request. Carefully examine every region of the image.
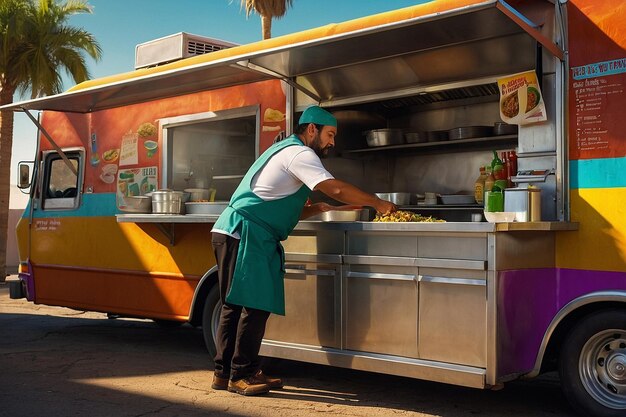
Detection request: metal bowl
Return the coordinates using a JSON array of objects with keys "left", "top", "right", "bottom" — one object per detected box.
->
[
  {"left": 119, "top": 195, "right": 152, "bottom": 213},
  {"left": 365, "top": 129, "right": 405, "bottom": 147},
  {"left": 149, "top": 190, "right": 185, "bottom": 214}
]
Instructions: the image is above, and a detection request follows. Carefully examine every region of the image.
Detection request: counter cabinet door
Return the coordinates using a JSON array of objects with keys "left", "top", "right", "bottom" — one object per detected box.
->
[
  {"left": 264, "top": 263, "right": 340, "bottom": 348},
  {"left": 418, "top": 275, "right": 487, "bottom": 368},
  {"left": 344, "top": 265, "right": 419, "bottom": 359}
]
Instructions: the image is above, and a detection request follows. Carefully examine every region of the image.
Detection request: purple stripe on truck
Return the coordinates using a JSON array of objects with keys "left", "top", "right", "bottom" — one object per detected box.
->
[{"left": 497, "top": 268, "right": 626, "bottom": 378}]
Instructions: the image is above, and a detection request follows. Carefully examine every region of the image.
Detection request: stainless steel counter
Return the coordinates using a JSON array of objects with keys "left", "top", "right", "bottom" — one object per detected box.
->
[{"left": 116, "top": 214, "right": 578, "bottom": 233}]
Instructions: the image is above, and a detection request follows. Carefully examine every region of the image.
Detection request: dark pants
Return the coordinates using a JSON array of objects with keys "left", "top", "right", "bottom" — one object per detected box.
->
[{"left": 211, "top": 232, "right": 271, "bottom": 382}]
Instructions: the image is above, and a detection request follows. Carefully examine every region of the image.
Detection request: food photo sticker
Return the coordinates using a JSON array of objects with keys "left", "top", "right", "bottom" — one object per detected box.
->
[
  {"left": 116, "top": 166, "right": 157, "bottom": 209},
  {"left": 498, "top": 70, "right": 547, "bottom": 125}
]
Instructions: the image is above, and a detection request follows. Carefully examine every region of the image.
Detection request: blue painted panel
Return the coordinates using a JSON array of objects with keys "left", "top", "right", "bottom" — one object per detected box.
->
[{"left": 570, "top": 157, "right": 626, "bottom": 189}]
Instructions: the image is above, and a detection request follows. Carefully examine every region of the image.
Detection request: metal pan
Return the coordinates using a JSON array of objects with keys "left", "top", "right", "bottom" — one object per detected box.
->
[
  {"left": 493, "top": 122, "right": 517, "bottom": 136},
  {"left": 365, "top": 129, "right": 405, "bottom": 147},
  {"left": 448, "top": 126, "right": 492, "bottom": 140},
  {"left": 425, "top": 130, "right": 449, "bottom": 142},
  {"left": 404, "top": 132, "right": 427, "bottom": 144}
]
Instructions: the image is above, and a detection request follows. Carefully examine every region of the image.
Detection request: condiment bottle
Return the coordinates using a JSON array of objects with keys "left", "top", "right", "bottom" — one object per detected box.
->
[
  {"left": 506, "top": 150, "right": 518, "bottom": 186},
  {"left": 484, "top": 165, "right": 495, "bottom": 204},
  {"left": 474, "top": 166, "right": 487, "bottom": 205},
  {"left": 491, "top": 150, "right": 506, "bottom": 180}
]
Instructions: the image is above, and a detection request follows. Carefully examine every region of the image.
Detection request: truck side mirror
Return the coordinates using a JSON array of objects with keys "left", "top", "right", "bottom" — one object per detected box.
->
[{"left": 17, "top": 163, "right": 30, "bottom": 189}]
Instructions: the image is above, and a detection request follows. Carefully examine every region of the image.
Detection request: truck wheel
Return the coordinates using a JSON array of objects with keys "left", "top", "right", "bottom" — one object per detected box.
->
[
  {"left": 201, "top": 284, "right": 221, "bottom": 358},
  {"left": 559, "top": 309, "right": 626, "bottom": 417}
]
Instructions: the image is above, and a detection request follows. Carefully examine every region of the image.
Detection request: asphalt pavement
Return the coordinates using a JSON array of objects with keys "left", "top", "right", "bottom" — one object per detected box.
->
[{"left": 0, "top": 279, "right": 577, "bottom": 417}]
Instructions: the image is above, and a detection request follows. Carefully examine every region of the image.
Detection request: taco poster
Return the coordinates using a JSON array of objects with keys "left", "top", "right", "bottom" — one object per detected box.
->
[{"left": 498, "top": 70, "right": 547, "bottom": 125}]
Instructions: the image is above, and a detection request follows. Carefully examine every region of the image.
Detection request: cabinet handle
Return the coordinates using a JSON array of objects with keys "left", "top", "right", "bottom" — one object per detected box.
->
[
  {"left": 346, "top": 271, "right": 416, "bottom": 281},
  {"left": 419, "top": 275, "right": 486, "bottom": 286},
  {"left": 284, "top": 267, "right": 335, "bottom": 276}
]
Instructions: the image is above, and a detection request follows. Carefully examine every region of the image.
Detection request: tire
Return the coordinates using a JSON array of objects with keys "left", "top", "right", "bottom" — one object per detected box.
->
[
  {"left": 201, "top": 284, "right": 222, "bottom": 358},
  {"left": 559, "top": 309, "right": 626, "bottom": 417}
]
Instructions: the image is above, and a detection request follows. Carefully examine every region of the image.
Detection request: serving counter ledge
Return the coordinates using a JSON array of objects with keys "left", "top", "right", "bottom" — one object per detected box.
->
[{"left": 116, "top": 214, "right": 578, "bottom": 233}]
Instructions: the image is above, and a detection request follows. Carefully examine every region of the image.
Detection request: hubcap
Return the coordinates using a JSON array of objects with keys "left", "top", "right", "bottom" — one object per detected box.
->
[
  {"left": 580, "top": 330, "right": 626, "bottom": 409},
  {"left": 606, "top": 352, "right": 626, "bottom": 382}
]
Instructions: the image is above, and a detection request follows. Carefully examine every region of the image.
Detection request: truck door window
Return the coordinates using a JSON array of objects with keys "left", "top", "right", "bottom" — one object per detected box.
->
[{"left": 42, "top": 151, "right": 83, "bottom": 210}]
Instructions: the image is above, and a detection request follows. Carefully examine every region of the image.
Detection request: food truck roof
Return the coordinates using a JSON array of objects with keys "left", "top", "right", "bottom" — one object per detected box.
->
[{"left": 2, "top": 0, "right": 562, "bottom": 114}]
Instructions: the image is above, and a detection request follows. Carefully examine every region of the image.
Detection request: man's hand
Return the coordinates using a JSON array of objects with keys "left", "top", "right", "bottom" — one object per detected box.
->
[{"left": 375, "top": 199, "right": 397, "bottom": 215}]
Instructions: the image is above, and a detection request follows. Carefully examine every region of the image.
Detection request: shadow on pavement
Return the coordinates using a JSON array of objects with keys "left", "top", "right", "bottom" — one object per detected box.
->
[{"left": 0, "top": 291, "right": 576, "bottom": 417}]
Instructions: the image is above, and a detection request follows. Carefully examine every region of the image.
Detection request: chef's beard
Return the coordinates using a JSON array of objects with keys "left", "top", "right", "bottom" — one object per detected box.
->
[{"left": 310, "top": 131, "right": 333, "bottom": 158}]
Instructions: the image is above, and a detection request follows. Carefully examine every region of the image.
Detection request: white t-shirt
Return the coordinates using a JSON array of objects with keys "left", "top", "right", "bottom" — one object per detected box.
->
[
  {"left": 212, "top": 144, "right": 334, "bottom": 238},
  {"left": 251, "top": 145, "right": 334, "bottom": 199}
]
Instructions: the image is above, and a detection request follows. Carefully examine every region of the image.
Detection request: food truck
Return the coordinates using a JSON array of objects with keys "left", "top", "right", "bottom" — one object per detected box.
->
[{"left": 5, "top": 1, "right": 626, "bottom": 415}]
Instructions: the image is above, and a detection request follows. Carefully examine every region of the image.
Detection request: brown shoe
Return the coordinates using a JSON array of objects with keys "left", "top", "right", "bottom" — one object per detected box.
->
[
  {"left": 211, "top": 373, "right": 228, "bottom": 390},
  {"left": 255, "top": 370, "right": 283, "bottom": 389},
  {"left": 228, "top": 376, "right": 270, "bottom": 396}
]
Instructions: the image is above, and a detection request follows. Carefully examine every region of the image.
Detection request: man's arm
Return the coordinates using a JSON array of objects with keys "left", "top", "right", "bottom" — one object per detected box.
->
[{"left": 314, "top": 179, "right": 397, "bottom": 214}]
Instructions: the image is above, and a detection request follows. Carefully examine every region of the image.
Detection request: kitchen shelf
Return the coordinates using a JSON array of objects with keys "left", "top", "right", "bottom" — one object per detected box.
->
[{"left": 342, "top": 134, "right": 517, "bottom": 154}]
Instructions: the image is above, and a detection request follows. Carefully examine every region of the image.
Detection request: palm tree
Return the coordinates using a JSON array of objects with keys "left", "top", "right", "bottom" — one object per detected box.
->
[
  {"left": 0, "top": 0, "right": 101, "bottom": 278},
  {"left": 239, "top": 0, "right": 294, "bottom": 39}
]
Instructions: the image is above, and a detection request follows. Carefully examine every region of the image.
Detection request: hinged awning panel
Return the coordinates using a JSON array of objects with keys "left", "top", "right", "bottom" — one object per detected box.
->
[{"left": 1, "top": 0, "right": 563, "bottom": 114}]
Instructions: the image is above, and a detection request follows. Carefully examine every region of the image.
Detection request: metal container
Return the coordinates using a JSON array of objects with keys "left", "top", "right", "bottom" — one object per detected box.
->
[
  {"left": 119, "top": 196, "right": 152, "bottom": 213},
  {"left": 365, "top": 129, "right": 405, "bottom": 147},
  {"left": 185, "top": 201, "right": 228, "bottom": 215},
  {"left": 310, "top": 209, "right": 368, "bottom": 222},
  {"left": 150, "top": 190, "right": 185, "bottom": 214},
  {"left": 376, "top": 192, "right": 411, "bottom": 205},
  {"left": 504, "top": 187, "right": 542, "bottom": 222}
]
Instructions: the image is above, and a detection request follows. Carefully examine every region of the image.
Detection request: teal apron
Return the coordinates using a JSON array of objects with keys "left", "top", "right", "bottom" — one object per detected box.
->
[{"left": 213, "top": 135, "right": 311, "bottom": 315}]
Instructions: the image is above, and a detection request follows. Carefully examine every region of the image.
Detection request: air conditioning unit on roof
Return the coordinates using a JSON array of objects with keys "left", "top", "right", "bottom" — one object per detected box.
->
[{"left": 134, "top": 32, "right": 238, "bottom": 69}]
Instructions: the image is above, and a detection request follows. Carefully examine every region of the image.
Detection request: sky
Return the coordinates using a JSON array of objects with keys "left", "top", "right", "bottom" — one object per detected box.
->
[{"left": 10, "top": 0, "right": 428, "bottom": 206}]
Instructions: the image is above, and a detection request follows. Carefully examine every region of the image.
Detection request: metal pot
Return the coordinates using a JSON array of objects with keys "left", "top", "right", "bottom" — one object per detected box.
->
[
  {"left": 149, "top": 190, "right": 185, "bottom": 214},
  {"left": 365, "top": 129, "right": 405, "bottom": 147}
]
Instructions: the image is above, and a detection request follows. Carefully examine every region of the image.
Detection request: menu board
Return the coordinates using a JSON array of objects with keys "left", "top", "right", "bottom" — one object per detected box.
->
[{"left": 571, "top": 58, "right": 626, "bottom": 158}]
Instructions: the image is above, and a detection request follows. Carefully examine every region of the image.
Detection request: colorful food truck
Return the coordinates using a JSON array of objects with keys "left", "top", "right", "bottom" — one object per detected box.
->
[{"left": 5, "top": 1, "right": 626, "bottom": 416}]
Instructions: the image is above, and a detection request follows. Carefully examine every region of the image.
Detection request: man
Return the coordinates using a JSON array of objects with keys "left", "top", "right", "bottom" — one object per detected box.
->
[{"left": 210, "top": 105, "right": 396, "bottom": 396}]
